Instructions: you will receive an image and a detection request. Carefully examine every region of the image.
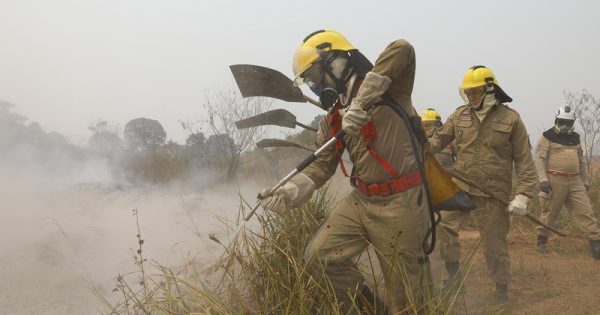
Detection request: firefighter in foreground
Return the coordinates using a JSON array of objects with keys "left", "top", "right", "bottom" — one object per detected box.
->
[
  {"left": 259, "top": 30, "right": 432, "bottom": 313},
  {"left": 429, "top": 66, "right": 538, "bottom": 303},
  {"left": 534, "top": 105, "right": 600, "bottom": 258}
]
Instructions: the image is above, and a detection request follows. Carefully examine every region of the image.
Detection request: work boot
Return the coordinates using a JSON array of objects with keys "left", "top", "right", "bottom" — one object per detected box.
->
[
  {"left": 357, "top": 285, "right": 387, "bottom": 315},
  {"left": 494, "top": 283, "right": 509, "bottom": 305},
  {"left": 439, "top": 261, "right": 465, "bottom": 294},
  {"left": 537, "top": 235, "right": 549, "bottom": 254},
  {"left": 590, "top": 240, "right": 600, "bottom": 260}
]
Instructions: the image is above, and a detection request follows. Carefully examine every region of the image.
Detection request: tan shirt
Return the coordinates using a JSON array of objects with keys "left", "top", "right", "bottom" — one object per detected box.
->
[
  {"left": 303, "top": 39, "right": 420, "bottom": 187},
  {"left": 534, "top": 136, "right": 589, "bottom": 185},
  {"left": 429, "top": 104, "right": 538, "bottom": 200}
]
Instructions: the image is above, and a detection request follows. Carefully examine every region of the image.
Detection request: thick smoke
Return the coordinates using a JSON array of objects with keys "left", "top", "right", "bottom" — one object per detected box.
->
[{"left": 0, "top": 102, "right": 261, "bottom": 313}]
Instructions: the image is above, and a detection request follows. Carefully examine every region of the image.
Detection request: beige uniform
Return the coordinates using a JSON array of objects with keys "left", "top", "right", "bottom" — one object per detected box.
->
[
  {"left": 303, "top": 39, "right": 432, "bottom": 314},
  {"left": 429, "top": 104, "right": 538, "bottom": 284},
  {"left": 422, "top": 120, "right": 455, "bottom": 172},
  {"left": 535, "top": 136, "right": 600, "bottom": 240}
]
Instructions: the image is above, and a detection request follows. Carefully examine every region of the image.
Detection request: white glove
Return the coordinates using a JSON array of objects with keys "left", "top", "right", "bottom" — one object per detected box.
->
[
  {"left": 259, "top": 173, "right": 316, "bottom": 215},
  {"left": 508, "top": 194, "right": 529, "bottom": 216},
  {"left": 341, "top": 107, "right": 370, "bottom": 137},
  {"left": 342, "top": 72, "right": 392, "bottom": 136}
]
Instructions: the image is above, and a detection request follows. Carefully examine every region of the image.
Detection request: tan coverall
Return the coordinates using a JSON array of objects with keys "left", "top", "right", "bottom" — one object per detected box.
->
[
  {"left": 303, "top": 40, "right": 432, "bottom": 314},
  {"left": 534, "top": 136, "right": 600, "bottom": 240},
  {"left": 429, "top": 104, "right": 538, "bottom": 285}
]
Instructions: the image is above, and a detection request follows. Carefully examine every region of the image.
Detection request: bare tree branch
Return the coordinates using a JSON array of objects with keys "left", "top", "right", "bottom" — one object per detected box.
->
[
  {"left": 203, "top": 89, "right": 271, "bottom": 179},
  {"left": 566, "top": 89, "right": 600, "bottom": 180}
]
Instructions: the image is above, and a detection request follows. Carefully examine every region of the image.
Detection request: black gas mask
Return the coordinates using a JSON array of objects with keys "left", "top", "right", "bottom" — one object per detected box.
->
[
  {"left": 554, "top": 118, "right": 575, "bottom": 135},
  {"left": 302, "top": 52, "right": 353, "bottom": 109}
]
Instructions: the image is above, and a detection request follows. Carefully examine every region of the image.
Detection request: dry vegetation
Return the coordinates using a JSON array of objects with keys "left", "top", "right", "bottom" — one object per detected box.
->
[{"left": 100, "top": 166, "right": 600, "bottom": 315}]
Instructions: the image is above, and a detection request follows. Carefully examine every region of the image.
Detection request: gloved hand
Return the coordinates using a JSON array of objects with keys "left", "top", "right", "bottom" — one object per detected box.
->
[
  {"left": 508, "top": 194, "right": 530, "bottom": 216},
  {"left": 585, "top": 184, "right": 590, "bottom": 192},
  {"left": 540, "top": 181, "right": 551, "bottom": 194},
  {"left": 341, "top": 106, "right": 370, "bottom": 137},
  {"left": 342, "top": 71, "right": 392, "bottom": 136},
  {"left": 259, "top": 173, "right": 316, "bottom": 215}
]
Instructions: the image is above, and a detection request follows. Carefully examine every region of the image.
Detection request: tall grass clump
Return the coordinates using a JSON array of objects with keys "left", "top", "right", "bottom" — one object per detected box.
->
[{"left": 106, "top": 187, "right": 344, "bottom": 314}]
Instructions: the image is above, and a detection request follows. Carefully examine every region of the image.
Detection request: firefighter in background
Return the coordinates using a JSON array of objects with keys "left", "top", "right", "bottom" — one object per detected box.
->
[
  {"left": 534, "top": 105, "right": 600, "bottom": 259},
  {"left": 429, "top": 65, "right": 538, "bottom": 304},
  {"left": 420, "top": 108, "right": 455, "bottom": 171}
]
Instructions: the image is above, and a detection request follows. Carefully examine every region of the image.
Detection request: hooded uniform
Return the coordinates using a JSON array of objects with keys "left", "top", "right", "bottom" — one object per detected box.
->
[{"left": 535, "top": 130, "right": 600, "bottom": 240}]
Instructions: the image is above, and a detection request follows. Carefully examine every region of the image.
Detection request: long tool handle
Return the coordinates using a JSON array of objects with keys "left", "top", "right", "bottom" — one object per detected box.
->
[
  {"left": 295, "top": 121, "right": 318, "bottom": 132},
  {"left": 230, "top": 130, "right": 345, "bottom": 242},
  {"left": 303, "top": 95, "right": 322, "bottom": 108},
  {"left": 449, "top": 171, "right": 567, "bottom": 237}
]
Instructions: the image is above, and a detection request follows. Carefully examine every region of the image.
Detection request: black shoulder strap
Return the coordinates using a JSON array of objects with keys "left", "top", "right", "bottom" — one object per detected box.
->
[{"left": 380, "top": 94, "right": 438, "bottom": 255}]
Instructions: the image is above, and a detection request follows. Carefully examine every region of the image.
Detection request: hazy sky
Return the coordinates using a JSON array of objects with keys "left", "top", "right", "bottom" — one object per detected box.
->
[{"left": 1, "top": 0, "right": 598, "bottom": 144}]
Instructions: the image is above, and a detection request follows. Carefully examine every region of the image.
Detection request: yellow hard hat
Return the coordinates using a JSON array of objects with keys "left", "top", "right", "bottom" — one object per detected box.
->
[
  {"left": 461, "top": 65, "right": 498, "bottom": 90},
  {"left": 420, "top": 108, "right": 442, "bottom": 121},
  {"left": 292, "top": 30, "right": 354, "bottom": 84}
]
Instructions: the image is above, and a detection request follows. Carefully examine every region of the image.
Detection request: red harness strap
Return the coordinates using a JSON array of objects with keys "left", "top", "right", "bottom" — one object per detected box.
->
[
  {"left": 360, "top": 122, "right": 400, "bottom": 178},
  {"left": 327, "top": 103, "right": 350, "bottom": 177},
  {"left": 327, "top": 102, "right": 400, "bottom": 179}
]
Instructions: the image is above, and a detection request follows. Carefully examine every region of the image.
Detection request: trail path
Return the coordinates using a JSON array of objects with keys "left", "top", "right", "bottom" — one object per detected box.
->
[{"left": 429, "top": 229, "right": 600, "bottom": 314}]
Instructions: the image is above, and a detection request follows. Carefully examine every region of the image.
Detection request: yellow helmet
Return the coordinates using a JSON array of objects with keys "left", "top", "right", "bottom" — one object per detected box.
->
[
  {"left": 292, "top": 30, "right": 354, "bottom": 84},
  {"left": 420, "top": 108, "right": 442, "bottom": 121},
  {"left": 461, "top": 65, "right": 498, "bottom": 90}
]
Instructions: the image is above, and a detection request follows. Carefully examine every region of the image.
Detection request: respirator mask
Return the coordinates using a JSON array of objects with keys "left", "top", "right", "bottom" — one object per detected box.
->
[
  {"left": 301, "top": 52, "right": 355, "bottom": 110},
  {"left": 554, "top": 118, "right": 575, "bottom": 135}
]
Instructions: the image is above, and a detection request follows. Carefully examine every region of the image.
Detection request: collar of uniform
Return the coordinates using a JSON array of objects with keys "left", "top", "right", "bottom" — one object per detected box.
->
[{"left": 460, "top": 103, "right": 500, "bottom": 117}]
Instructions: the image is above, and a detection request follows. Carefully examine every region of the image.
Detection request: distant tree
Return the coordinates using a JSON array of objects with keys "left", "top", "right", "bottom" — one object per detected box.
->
[
  {"left": 123, "top": 118, "right": 166, "bottom": 152},
  {"left": 565, "top": 89, "right": 600, "bottom": 180},
  {"left": 203, "top": 90, "right": 270, "bottom": 179},
  {"left": 183, "top": 130, "right": 206, "bottom": 160},
  {"left": 185, "top": 131, "right": 206, "bottom": 147},
  {"left": 0, "top": 101, "right": 26, "bottom": 126},
  {"left": 25, "top": 121, "right": 45, "bottom": 144},
  {"left": 88, "top": 120, "right": 123, "bottom": 158},
  {"left": 0, "top": 101, "right": 84, "bottom": 165},
  {"left": 0, "top": 101, "right": 27, "bottom": 150},
  {"left": 205, "top": 133, "right": 236, "bottom": 159},
  {"left": 163, "top": 139, "right": 185, "bottom": 156}
]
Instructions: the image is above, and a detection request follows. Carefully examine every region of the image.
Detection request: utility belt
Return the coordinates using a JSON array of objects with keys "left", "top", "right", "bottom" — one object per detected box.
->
[
  {"left": 353, "top": 169, "right": 422, "bottom": 197},
  {"left": 546, "top": 171, "right": 579, "bottom": 177}
]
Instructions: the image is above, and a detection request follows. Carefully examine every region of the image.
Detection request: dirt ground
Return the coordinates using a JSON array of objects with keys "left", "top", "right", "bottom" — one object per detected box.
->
[{"left": 428, "top": 228, "right": 600, "bottom": 314}]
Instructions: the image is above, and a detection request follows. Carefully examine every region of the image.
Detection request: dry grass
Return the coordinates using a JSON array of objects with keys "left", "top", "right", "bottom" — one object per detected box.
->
[
  {"left": 105, "top": 186, "right": 497, "bottom": 314},
  {"left": 103, "top": 172, "right": 600, "bottom": 314}
]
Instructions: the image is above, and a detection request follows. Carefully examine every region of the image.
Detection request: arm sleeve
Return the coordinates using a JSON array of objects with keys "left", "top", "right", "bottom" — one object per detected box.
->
[
  {"left": 429, "top": 113, "right": 456, "bottom": 154},
  {"left": 372, "top": 39, "right": 414, "bottom": 80},
  {"left": 301, "top": 116, "right": 340, "bottom": 188},
  {"left": 534, "top": 136, "right": 550, "bottom": 182},
  {"left": 512, "top": 117, "right": 539, "bottom": 197},
  {"left": 371, "top": 39, "right": 416, "bottom": 115},
  {"left": 579, "top": 146, "right": 590, "bottom": 185}
]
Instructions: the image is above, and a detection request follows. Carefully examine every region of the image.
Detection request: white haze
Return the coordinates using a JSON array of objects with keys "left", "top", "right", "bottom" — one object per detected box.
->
[
  {"left": 0, "top": 151, "right": 262, "bottom": 313},
  {"left": 1, "top": 1, "right": 599, "bottom": 144}
]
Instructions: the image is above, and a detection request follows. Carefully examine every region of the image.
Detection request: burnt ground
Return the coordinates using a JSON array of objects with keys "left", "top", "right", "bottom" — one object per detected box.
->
[{"left": 428, "top": 229, "right": 600, "bottom": 314}]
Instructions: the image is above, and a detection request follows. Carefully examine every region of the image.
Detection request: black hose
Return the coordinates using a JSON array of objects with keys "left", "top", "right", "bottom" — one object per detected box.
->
[{"left": 380, "top": 95, "right": 439, "bottom": 255}]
